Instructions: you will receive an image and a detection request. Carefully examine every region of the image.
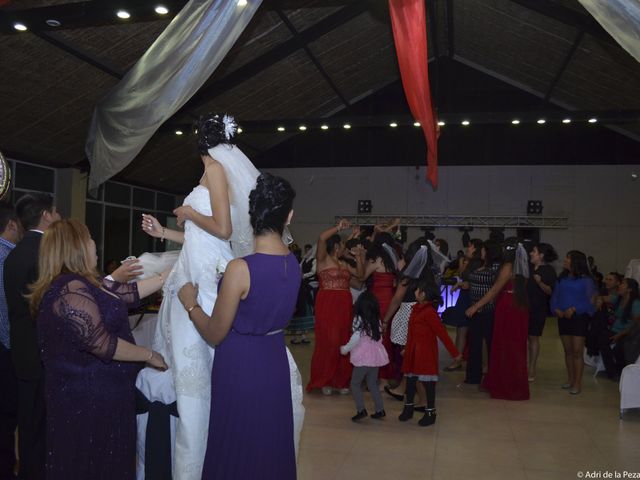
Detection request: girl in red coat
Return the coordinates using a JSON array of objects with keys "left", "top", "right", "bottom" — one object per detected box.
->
[{"left": 400, "top": 279, "right": 461, "bottom": 426}]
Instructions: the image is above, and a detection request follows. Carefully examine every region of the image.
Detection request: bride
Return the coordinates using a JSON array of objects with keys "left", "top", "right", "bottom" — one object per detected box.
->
[{"left": 140, "top": 114, "right": 297, "bottom": 479}]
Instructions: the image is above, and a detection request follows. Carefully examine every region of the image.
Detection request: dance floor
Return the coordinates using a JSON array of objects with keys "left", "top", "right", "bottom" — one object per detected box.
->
[{"left": 290, "top": 319, "right": 640, "bottom": 480}]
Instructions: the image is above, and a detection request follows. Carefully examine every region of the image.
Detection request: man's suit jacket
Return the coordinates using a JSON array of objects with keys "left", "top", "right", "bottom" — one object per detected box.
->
[{"left": 4, "top": 230, "right": 42, "bottom": 380}]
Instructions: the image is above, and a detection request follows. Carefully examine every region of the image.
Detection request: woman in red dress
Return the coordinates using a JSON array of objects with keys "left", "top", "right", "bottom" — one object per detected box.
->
[
  {"left": 466, "top": 238, "right": 530, "bottom": 401},
  {"left": 307, "top": 220, "right": 364, "bottom": 395},
  {"left": 362, "top": 233, "right": 399, "bottom": 383}
]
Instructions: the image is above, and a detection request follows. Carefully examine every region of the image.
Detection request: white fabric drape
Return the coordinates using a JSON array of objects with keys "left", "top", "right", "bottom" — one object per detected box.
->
[
  {"left": 86, "top": 0, "right": 262, "bottom": 191},
  {"left": 578, "top": 0, "right": 640, "bottom": 63}
]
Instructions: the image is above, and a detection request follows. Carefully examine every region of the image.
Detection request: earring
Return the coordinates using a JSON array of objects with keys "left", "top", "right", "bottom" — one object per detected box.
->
[{"left": 282, "top": 226, "right": 294, "bottom": 246}]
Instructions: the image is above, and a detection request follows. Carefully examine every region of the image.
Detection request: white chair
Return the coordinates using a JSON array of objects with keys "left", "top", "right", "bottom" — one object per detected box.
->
[
  {"left": 583, "top": 349, "right": 606, "bottom": 378},
  {"left": 619, "top": 354, "right": 640, "bottom": 419}
]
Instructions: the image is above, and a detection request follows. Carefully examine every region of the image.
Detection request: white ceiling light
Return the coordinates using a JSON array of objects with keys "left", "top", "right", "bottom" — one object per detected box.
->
[
  {"left": 562, "top": 118, "right": 571, "bottom": 124},
  {"left": 343, "top": 123, "right": 351, "bottom": 129},
  {"left": 277, "top": 126, "right": 285, "bottom": 132},
  {"left": 237, "top": 0, "right": 248, "bottom": 6},
  {"left": 299, "top": 125, "right": 307, "bottom": 131},
  {"left": 320, "top": 125, "right": 329, "bottom": 130},
  {"left": 461, "top": 120, "right": 470, "bottom": 126},
  {"left": 117, "top": 10, "right": 131, "bottom": 19},
  {"left": 437, "top": 121, "right": 445, "bottom": 127},
  {"left": 14, "top": 23, "right": 28, "bottom": 31},
  {"left": 389, "top": 122, "right": 398, "bottom": 128},
  {"left": 237, "top": 128, "right": 243, "bottom": 133},
  {"left": 414, "top": 121, "right": 421, "bottom": 127},
  {"left": 537, "top": 119, "right": 546, "bottom": 124},
  {"left": 175, "top": 130, "right": 183, "bottom": 135},
  {"left": 155, "top": 6, "right": 169, "bottom": 15},
  {"left": 588, "top": 118, "right": 597, "bottom": 123},
  {"left": 46, "top": 19, "right": 61, "bottom": 27},
  {"left": 511, "top": 119, "right": 520, "bottom": 125}
]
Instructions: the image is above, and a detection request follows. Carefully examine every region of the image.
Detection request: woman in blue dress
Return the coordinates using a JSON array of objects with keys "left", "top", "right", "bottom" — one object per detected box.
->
[{"left": 179, "top": 173, "right": 300, "bottom": 479}]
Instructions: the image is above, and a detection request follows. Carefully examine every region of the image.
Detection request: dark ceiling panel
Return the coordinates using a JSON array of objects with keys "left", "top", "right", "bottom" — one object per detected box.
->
[
  {"left": 285, "top": 4, "right": 344, "bottom": 31},
  {"left": 455, "top": 0, "right": 578, "bottom": 94}
]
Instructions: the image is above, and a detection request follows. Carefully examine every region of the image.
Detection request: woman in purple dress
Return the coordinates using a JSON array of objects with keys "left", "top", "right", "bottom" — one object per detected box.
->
[
  {"left": 28, "top": 219, "right": 169, "bottom": 479},
  {"left": 179, "top": 173, "right": 300, "bottom": 479}
]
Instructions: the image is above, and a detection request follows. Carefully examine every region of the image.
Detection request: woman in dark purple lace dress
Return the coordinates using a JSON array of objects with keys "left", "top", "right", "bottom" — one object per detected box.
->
[
  {"left": 179, "top": 173, "right": 301, "bottom": 479},
  {"left": 28, "top": 219, "right": 169, "bottom": 480}
]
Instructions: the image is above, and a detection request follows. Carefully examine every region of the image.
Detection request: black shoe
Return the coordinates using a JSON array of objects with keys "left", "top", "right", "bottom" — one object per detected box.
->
[
  {"left": 418, "top": 408, "right": 437, "bottom": 427},
  {"left": 370, "top": 410, "right": 386, "bottom": 419},
  {"left": 384, "top": 385, "right": 404, "bottom": 402},
  {"left": 351, "top": 409, "right": 368, "bottom": 422},
  {"left": 398, "top": 404, "right": 414, "bottom": 422},
  {"left": 414, "top": 405, "right": 426, "bottom": 413}
]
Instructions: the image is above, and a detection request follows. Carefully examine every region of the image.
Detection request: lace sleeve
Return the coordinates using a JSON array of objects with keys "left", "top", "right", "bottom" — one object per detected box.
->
[
  {"left": 53, "top": 279, "right": 118, "bottom": 362},
  {"left": 101, "top": 278, "right": 141, "bottom": 308}
]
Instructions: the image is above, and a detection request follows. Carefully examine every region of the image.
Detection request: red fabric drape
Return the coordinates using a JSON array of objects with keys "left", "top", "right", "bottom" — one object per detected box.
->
[{"left": 389, "top": 0, "right": 439, "bottom": 188}]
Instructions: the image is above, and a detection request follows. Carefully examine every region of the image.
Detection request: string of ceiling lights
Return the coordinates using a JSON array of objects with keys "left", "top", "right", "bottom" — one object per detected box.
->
[
  {"left": 9, "top": 1, "right": 249, "bottom": 32},
  {"left": 170, "top": 115, "right": 609, "bottom": 136}
]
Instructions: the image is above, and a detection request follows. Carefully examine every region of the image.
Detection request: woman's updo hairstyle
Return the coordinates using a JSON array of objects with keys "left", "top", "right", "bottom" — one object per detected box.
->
[
  {"left": 196, "top": 113, "right": 237, "bottom": 155},
  {"left": 249, "top": 173, "right": 296, "bottom": 236}
]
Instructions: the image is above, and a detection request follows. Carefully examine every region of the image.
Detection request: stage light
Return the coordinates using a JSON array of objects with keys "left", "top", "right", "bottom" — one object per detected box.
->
[
  {"left": 14, "top": 23, "right": 27, "bottom": 31},
  {"left": 155, "top": 6, "right": 169, "bottom": 15},
  {"left": 117, "top": 10, "right": 131, "bottom": 19}
]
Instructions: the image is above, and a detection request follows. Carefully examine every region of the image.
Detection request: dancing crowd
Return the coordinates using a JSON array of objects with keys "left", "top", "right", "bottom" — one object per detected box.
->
[{"left": 303, "top": 222, "right": 640, "bottom": 424}]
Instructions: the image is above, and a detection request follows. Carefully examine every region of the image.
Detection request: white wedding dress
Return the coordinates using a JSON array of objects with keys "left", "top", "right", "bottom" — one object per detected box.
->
[{"left": 153, "top": 184, "right": 233, "bottom": 479}]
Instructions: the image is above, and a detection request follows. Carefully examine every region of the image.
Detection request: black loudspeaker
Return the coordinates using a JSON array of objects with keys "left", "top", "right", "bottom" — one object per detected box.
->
[
  {"left": 527, "top": 200, "right": 543, "bottom": 215},
  {"left": 517, "top": 228, "right": 540, "bottom": 248},
  {"left": 358, "top": 199, "right": 372, "bottom": 214}
]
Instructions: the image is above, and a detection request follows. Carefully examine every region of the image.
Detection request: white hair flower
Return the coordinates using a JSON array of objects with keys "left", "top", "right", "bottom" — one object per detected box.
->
[{"left": 222, "top": 115, "right": 237, "bottom": 140}]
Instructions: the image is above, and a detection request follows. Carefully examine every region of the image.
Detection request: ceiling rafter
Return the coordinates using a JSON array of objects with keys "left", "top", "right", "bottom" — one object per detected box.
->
[
  {"left": 543, "top": 29, "right": 584, "bottom": 102},
  {"left": 274, "top": 7, "right": 352, "bottom": 112},
  {"left": 167, "top": 0, "right": 371, "bottom": 124}
]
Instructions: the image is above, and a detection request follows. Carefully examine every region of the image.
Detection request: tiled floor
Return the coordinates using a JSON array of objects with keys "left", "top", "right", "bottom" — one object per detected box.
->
[{"left": 289, "top": 319, "right": 640, "bottom": 480}]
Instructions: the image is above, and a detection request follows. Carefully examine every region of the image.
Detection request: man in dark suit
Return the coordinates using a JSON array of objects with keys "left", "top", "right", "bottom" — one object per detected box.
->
[
  {"left": 0, "top": 203, "right": 22, "bottom": 479},
  {"left": 4, "top": 193, "right": 59, "bottom": 480}
]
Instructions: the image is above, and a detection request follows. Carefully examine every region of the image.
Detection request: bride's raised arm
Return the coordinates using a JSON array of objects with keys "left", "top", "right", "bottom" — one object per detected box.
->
[
  {"left": 173, "top": 160, "right": 232, "bottom": 240},
  {"left": 141, "top": 213, "right": 185, "bottom": 244}
]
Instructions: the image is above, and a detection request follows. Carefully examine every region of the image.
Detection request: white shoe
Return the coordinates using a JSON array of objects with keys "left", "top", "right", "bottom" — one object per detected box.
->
[{"left": 322, "top": 386, "right": 333, "bottom": 396}]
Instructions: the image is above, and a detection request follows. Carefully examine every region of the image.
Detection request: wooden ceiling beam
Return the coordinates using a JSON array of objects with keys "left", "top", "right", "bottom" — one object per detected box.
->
[{"left": 543, "top": 29, "right": 584, "bottom": 102}]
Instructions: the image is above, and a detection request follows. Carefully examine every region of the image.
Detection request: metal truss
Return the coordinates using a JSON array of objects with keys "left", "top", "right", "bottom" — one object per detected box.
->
[{"left": 335, "top": 214, "right": 569, "bottom": 229}]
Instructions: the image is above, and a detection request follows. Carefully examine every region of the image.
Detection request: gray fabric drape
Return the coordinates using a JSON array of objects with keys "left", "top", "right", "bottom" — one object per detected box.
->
[
  {"left": 86, "top": 0, "right": 262, "bottom": 191},
  {"left": 578, "top": 0, "right": 640, "bottom": 63}
]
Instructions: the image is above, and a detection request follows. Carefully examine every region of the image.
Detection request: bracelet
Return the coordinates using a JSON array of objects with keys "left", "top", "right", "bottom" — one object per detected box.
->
[
  {"left": 161, "top": 227, "right": 166, "bottom": 243},
  {"left": 187, "top": 304, "right": 201, "bottom": 314},
  {"left": 146, "top": 349, "right": 153, "bottom": 361}
]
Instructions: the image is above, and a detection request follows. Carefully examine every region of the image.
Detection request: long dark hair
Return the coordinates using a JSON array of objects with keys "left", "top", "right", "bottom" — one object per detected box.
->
[
  {"left": 502, "top": 237, "right": 528, "bottom": 309},
  {"left": 566, "top": 250, "right": 591, "bottom": 278},
  {"left": 466, "top": 238, "right": 484, "bottom": 273},
  {"left": 482, "top": 239, "right": 503, "bottom": 267},
  {"left": 325, "top": 234, "right": 342, "bottom": 256},
  {"left": 621, "top": 278, "right": 640, "bottom": 321},
  {"left": 532, "top": 242, "right": 558, "bottom": 263},
  {"left": 248, "top": 173, "right": 295, "bottom": 236},
  {"left": 353, "top": 291, "right": 382, "bottom": 341},
  {"left": 366, "top": 232, "right": 398, "bottom": 274},
  {"left": 415, "top": 278, "right": 442, "bottom": 306}
]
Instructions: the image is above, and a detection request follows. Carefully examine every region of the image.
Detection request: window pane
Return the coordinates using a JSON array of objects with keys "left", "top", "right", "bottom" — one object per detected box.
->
[
  {"left": 132, "top": 210, "right": 155, "bottom": 256},
  {"left": 104, "top": 206, "right": 130, "bottom": 267},
  {"left": 15, "top": 163, "right": 54, "bottom": 192},
  {"left": 85, "top": 202, "right": 104, "bottom": 270},
  {"left": 157, "top": 193, "right": 176, "bottom": 212},
  {"left": 133, "top": 188, "right": 155, "bottom": 209},
  {"left": 105, "top": 182, "right": 131, "bottom": 205}
]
